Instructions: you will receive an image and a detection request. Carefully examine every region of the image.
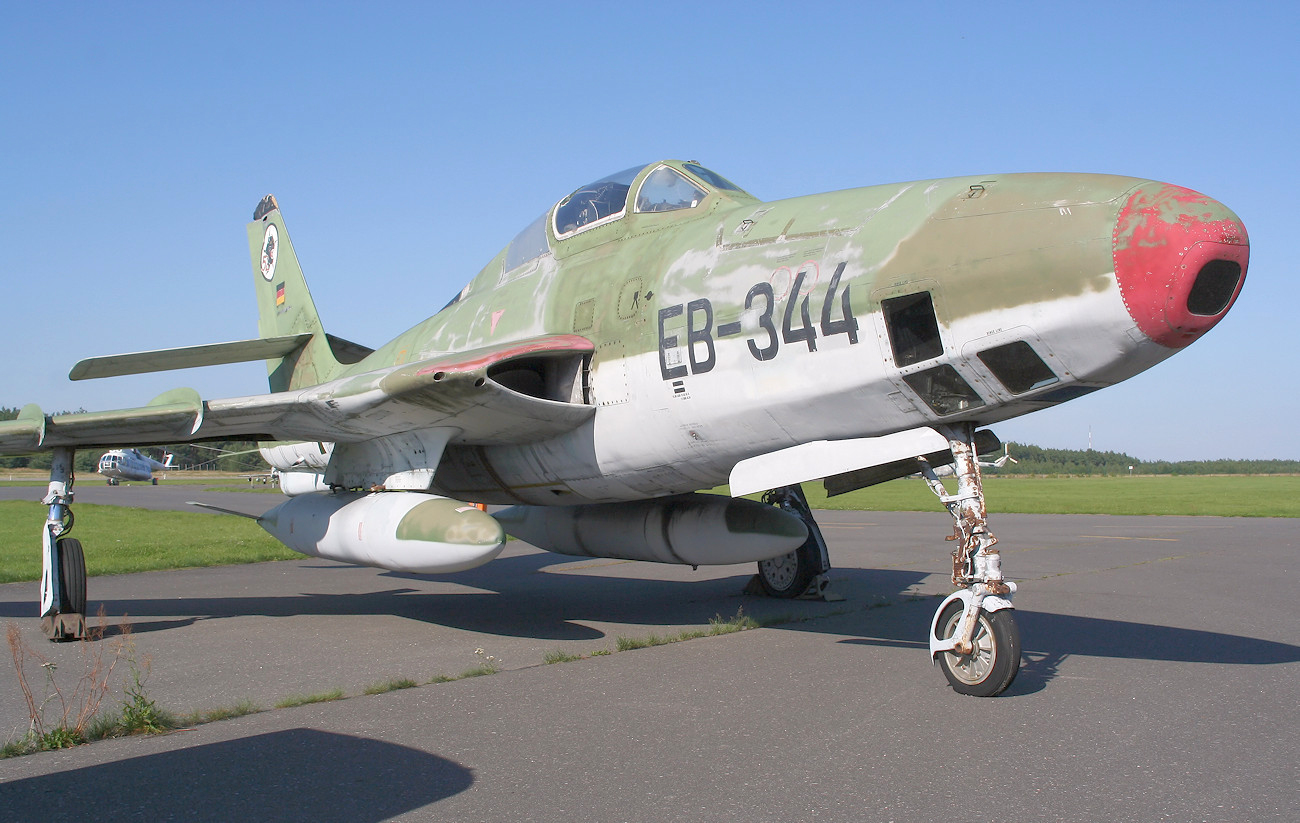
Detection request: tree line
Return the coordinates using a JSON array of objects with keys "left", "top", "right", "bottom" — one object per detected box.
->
[{"left": 993, "top": 442, "right": 1300, "bottom": 476}]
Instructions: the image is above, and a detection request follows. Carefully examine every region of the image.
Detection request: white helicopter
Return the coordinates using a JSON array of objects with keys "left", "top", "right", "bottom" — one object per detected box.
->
[{"left": 96, "top": 448, "right": 175, "bottom": 485}]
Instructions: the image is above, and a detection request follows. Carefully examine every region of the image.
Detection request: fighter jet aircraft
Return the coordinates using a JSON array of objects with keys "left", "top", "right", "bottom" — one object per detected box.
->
[
  {"left": 0, "top": 161, "right": 1248, "bottom": 696},
  {"left": 96, "top": 447, "right": 175, "bottom": 485}
]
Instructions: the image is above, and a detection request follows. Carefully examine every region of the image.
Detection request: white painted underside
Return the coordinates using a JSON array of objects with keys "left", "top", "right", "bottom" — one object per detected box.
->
[{"left": 469, "top": 271, "right": 1163, "bottom": 503}]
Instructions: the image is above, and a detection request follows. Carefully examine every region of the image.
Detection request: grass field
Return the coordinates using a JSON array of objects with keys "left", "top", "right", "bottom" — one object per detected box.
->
[
  {"left": 0, "top": 501, "right": 298, "bottom": 584},
  {"left": 798, "top": 474, "right": 1300, "bottom": 518},
  {"left": 0, "top": 476, "right": 1294, "bottom": 584}
]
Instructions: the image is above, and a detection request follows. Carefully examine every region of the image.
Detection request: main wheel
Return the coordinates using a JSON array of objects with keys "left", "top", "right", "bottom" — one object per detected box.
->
[
  {"left": 756, "top": 540, "right": 819, "bottom": 598},
  {"left": 934, "top": 600, "right": 1020, "bottom": 697},
  {"left": 56, "top": 537, "right": 87, "bottom": 617}
]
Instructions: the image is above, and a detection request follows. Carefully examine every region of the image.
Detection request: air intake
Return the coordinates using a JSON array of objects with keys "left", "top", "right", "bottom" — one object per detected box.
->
[{"left": 1186, "top": 259, "right": 1243, "bottom": 317}]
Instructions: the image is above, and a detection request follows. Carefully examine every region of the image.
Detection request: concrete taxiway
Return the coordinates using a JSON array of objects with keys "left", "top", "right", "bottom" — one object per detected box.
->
[{"left": 0, "top": 484, "right": 1296, "bottom": 820}]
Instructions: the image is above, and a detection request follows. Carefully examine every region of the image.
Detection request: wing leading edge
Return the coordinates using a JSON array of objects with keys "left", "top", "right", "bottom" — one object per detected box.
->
[{"left": 0, "top": 334, "right": 595, "bottom": 455}]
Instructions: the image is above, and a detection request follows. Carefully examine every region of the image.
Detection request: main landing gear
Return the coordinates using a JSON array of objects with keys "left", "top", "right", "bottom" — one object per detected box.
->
[
  {"left": 752, "top": 485, "right": 834, "bottom": 599},
  {"left": 40, "top": 447, "right": 88, "bottom": 641},
  {"left": 921, "top": 423, "right": 1020, "bottom": 696}
]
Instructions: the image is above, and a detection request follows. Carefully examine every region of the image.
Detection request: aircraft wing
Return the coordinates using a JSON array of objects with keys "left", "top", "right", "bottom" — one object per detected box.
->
[{"left": 0, "top": 334, "right": 595, "bottom": 454}]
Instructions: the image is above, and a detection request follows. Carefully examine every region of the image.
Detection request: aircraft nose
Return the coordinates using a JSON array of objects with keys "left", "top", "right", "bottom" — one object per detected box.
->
[{"left": 1112, "top": 182, "right": 1248, "bottom": 348}]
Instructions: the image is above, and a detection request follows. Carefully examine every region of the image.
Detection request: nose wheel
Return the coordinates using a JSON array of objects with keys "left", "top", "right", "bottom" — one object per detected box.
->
[
  {"left": 933, "top": 597, "right": 1020, "bottom": 696},
  {"left": 920, "top": 424, "right": 1021, "bottom": 696}
]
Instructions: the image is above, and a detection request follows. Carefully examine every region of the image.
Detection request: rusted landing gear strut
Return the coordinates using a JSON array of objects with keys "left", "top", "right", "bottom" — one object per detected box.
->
[
  {"left": 920, "top": 424, "right": 1020, "bottom": 696},
  {"left": 40, "top": 447, "right": 88, "bottom": 641}
]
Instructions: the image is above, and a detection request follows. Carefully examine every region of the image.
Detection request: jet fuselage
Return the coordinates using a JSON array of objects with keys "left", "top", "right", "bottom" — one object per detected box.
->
[{"left": 387, "top": 167, "right": 1246, "bottom": 504}]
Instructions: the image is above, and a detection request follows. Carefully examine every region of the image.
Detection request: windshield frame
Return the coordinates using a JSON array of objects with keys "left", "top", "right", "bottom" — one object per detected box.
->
[{"left": 551, "top": 165, "right": 644, "bottom": 240}]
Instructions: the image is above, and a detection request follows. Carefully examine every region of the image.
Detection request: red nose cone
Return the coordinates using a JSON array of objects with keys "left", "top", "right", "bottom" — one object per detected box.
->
[{"left": 1112, "top": 183, "right": 1248, "bottom": 348}]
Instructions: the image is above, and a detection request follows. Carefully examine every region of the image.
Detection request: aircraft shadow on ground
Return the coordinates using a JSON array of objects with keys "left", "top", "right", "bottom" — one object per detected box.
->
[
  {"left": 0, "top": 552, "right": 876, "bottom": 641},
  {"left": 836, "top": 605, "right": 1300, "bottom": 696},
  {"left": 0, "top": 728, "right": 471, "bottom": 821},
  {"left": 3, "top": 556, "right": 1296, "bottom": 694}
]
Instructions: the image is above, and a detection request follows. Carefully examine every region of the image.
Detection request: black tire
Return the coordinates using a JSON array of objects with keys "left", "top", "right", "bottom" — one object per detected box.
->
[
  {"left": 151, "top": 477, "right": 158, "bottom": 485},
  {"left": 756, "top": 543, "right": 817, "bottom": 598},
  {"left": 56, "top": 537, "right": 87, "bottom": 616},
  {"left": 934, "top": 600, "right": 1020, "bottom": 697}
]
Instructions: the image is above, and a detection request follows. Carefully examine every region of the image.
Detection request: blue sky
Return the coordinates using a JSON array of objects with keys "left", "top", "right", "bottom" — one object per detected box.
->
[{"left": 1, "top": 2, "right": 1293, "bottom": 460}]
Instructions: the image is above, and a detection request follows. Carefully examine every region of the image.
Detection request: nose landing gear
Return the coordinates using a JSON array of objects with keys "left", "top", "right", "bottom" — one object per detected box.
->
[{"left": 921, "top": 424, "right": 1020, "bottom": 696}]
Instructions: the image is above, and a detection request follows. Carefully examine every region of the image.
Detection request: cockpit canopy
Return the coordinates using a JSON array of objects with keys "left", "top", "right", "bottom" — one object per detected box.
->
[
  {"left": 531, "top": 161, "right": 745, "bottom": 259},
  {"left": 549, "top": 161, "right": 746, "bottom": 240},
  {"left": 444, "top": 161, "right": 751, "bottom": 311},
  {"left": 553, "top": 165, "right": 641, "bottom": 237}
]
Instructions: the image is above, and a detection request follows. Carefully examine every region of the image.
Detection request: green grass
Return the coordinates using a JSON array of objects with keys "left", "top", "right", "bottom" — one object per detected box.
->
[
  {"left": 715, "top": 475, "right": 1300, "bottom": 518},
  {"left": 177, "top": 699, "right": 262, "bottom": 725},
  {"left": 0, "top": 501, "right": 299, "bottom": 583},
  {"left": 613, "top": 608, "right": 762, "bottom": 652},
  {"left": 363, "top": 677, "right": 419, "bottom": 695},
  {"left": 797, "top": 474, "right": 1300, "bottom": 517},
  {"left": 0, "top": 477, "right": 1293, "bottom": 587},
  {"left": 274, "top": 688, "right": 346, "bottom": 709},
  {"left": 543, "top": 649, "right": 584, "bottom": 664}
]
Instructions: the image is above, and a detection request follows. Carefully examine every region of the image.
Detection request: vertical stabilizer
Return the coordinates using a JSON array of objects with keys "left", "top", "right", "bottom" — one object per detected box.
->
[{"left": 248, "top": 195, "right": 343, "bottom": 391}]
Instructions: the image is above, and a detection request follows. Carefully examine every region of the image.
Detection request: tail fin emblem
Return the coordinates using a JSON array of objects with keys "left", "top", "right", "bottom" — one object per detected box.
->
[{"left": 260, "top": 224, "right": 279, "bottom": 281}]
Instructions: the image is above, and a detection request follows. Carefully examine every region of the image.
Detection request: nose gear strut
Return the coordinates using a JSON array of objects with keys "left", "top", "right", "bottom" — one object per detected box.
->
[{"left": 921, "top": 424, "right": 1020, "bottom": 696}]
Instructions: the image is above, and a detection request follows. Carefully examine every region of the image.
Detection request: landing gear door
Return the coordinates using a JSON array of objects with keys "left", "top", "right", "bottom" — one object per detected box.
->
[{"left": 959, "top": 327, "right": 1065, "bottom": 404}]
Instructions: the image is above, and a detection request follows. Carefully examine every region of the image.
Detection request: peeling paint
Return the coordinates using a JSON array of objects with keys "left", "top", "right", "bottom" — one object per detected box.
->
[{"left": 1112, "top": 183, "right": 1249, "bottom": 348}]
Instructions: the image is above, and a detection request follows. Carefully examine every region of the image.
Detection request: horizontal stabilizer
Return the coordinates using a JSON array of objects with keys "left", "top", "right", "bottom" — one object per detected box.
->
[
  {"left": 324, "top": 333, "right": 375, "bottom": 365},
  {"left": 69, "top": 334, "right": 314, "bottom": 380}
]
